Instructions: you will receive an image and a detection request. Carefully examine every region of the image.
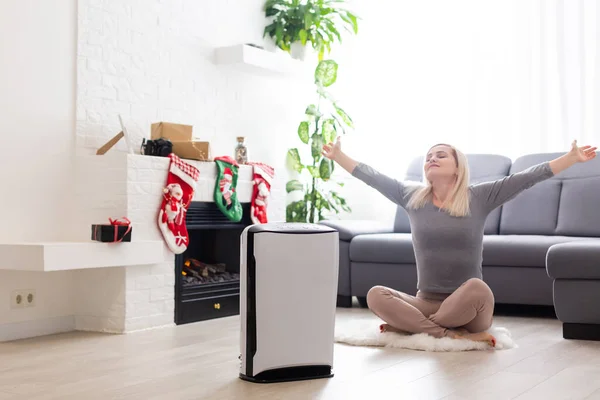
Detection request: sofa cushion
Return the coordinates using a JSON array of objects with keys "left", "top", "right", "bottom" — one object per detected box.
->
[
  {"left": 500, "top": 153, "right": 600, "bottom": 236},
  {"left": 482, "top": 235, "right": 590, "bottom": 267},
  {"left": 350, "top": 233, "right": 415, "bottom": 264},
  {"left": 394, "top": 154, "right": 511, "bottom": 234},
  {"left": 499, "top": 153, "right": 563, "bottom": 235},
  {"left": 546, "top": 241, "right": 600, "bottom": 279},
  {"left": 555, "top": 175, "right": 600, "bottom": 237}
]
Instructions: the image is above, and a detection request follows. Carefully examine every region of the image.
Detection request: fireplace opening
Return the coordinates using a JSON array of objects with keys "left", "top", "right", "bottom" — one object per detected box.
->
[
  {"left": 175, "top": 201, "right": 252, "bottom": 325},
  {"left": 180, "top": 228, "right": 241, "bottom": 287},
  {"left": 182, "top": 259, "right": 240, "bottom": 286}
]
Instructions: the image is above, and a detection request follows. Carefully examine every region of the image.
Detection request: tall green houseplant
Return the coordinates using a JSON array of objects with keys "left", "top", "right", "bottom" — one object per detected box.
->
[{"left": 286, "top": 60, "right": 353, "bottom": 223}]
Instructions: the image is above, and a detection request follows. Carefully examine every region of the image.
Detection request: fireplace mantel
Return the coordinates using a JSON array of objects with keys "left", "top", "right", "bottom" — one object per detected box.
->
[{"left": 0, "top": 240, "right": 168, "bottom": 271}]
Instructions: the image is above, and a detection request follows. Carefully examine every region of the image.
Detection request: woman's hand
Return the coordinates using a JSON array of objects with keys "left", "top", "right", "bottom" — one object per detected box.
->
[
  {"left": 322, "top": 137, "right": 342, "bottom": 161},
  {"left": 550, "top": 140, "right": 597, "bottom": 175},
  {"left": 321, "top": 137, "right": 358, "bottom": 174},
  {"left": 568, "top": 140, "right": 597, "bottom": 163}
]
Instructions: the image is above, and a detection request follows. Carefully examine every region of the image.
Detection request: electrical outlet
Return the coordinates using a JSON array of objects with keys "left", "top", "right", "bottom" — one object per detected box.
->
[
  {"left": 24, "top": 290, "right": 36, "bottom": 308},
  {"left": 10, "top": 289, "right": 35, "bottom": 309},
  {"left": 10, "top": 290, "right": 25, "bottom": 309}
]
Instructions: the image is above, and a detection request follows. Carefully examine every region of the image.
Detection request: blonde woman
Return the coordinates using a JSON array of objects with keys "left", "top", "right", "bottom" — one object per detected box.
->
[{"left": 322, "top": 139, "right": 597, "bottom": 347}]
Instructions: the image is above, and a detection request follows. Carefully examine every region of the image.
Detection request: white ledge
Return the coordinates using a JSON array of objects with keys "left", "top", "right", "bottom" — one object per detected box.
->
[
  {"left": 213, "top": 44, "right": 304, "bottom": 76},
  {"left": 0, "top": 241, "right": 168, "bottom": 271}
]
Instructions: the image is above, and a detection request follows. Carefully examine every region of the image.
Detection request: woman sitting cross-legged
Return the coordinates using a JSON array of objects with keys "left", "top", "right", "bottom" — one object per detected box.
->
[{"left": 322, "top": 139, "right": 597, "bottom": 347}]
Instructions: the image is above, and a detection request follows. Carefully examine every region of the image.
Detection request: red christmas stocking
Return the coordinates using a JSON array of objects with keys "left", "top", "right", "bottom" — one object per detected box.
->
[
  {"left": 157, "top": 154, "right": 200, "bottom": 254},
  {"left": 247, "top": 162, "right": 275, "bottom": 224}
]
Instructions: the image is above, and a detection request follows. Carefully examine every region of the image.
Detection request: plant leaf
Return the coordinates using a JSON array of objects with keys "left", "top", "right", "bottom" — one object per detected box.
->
[
  {"left": 297, "top": 121, "right": 309, "bottom": 144},
  {"left": 323, "top": 20, "right": 341, "bottom": 42},
  {"left": 339, "top": 10, "right": 359, "bottom": 34},
  {"left": 346, "top": 11, "right": 359, "bottom": 34},
  {"left": 275, "top": 24, "right": 284, "bottom": 48},
  {"left": 326, "top": 199, "right": 339, "bottom": 213},
  {"left": 316, "top": 189, "right": 339, "bottom": 213},
  {"left": 321, "top": 119, "right": 336, "bottom": 144},
  {"left": 331, "top": 191, "right": 352, "bottom": 212},
  {"left": 315, "top": 191, "right": 331, "bottom": 211},
  {"left": 299, "top": 29, "right": 308, "bottom": 45},
  {"left": 263, "top": 22, "right": 277, "bottom": 37},
  {"left": 286, "top": 148, "right": 303, "bottom": 172},
  {"left": 286, "top": 179, "right": 304, "bottom": 193},
  {"left": 318, "top": 26, "right": 335, "bottom": 43},
  {"left": 286, "top": 200, "right": 308, "bottom": 222},
  {"left": 264, "top": 0, "right": 289, "bottom": 10},
  {"left": 334, "top": 104, "right": 353, "bottom": 128},
  {"left": 331, "top": 113, "right": 346, "bottom": 135},
  {"left": 311, "top": 133, "right": 324, "bottom": 160},
  {"left": 319, "top": 158, "right": 332, "bottom": 180},
  {"left": 305, "top": 104, "right": 322, "bottom": 117},
  {"left": 265, "top": 7, "right": 279, "bottom": 17},
  {"left": 314, "top": 60, "right": 338, "bottom": 87},
  {"left": 304, "top": 12, "right": 313, "bottom": 30},
  {"left": 307, "top": 165, "right": 320, "bottom": 178}
]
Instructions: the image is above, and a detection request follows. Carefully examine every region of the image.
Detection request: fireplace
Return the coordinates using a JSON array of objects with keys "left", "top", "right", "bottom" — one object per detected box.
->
[{"left": 175, "top": 201, "right": 252, "bottom": 325}]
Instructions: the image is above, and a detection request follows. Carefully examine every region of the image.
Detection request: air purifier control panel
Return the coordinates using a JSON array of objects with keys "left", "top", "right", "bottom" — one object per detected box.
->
[{"left": 247, "top": 222, "right": 336, "bottom": 234}]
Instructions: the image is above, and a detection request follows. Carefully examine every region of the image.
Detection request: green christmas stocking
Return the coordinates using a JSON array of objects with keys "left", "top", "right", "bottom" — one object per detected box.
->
[{"left": 214, "top": 156, "right": 243, "bottom": 222}]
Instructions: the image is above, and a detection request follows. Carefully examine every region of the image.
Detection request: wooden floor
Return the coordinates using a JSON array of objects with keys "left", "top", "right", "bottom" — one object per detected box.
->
[{"left": 2, "top": 304, "right": 600, "bottom": 400}]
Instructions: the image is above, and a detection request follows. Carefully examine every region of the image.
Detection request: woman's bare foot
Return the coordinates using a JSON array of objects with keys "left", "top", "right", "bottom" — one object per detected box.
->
[
  {"left": 454, "top": 327, "right": 470, "bottom": 336},
  {"left": 452, "top": 331, "right": 496, "bottom": 347},
  {"left": 379, "top": 323, "right": 406, "bottom": 334}
]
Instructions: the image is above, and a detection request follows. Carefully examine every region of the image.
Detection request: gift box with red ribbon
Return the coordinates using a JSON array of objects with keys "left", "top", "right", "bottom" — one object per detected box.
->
[{"left": 91, "top": 217, "right": 132, "bottom": 243}]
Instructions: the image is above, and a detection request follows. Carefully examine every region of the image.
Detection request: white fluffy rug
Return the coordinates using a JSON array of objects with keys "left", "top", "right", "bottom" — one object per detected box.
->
[{"left": 334, "top": 318, "right": 517, "bottom": 352}]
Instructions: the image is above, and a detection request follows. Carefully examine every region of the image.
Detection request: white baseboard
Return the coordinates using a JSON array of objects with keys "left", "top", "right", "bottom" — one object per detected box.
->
[{"left": 0, "top": 315, "right": 75, "bottom": 342}]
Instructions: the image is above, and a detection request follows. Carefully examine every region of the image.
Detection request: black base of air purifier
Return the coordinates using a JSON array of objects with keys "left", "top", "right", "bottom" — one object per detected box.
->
[{"left": 239, "top": 365, "right": 333, "bottom": 384}]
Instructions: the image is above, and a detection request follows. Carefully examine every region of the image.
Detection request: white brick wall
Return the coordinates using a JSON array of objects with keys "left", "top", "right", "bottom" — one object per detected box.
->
[
  {"left": 73, "top": 267, "right": 126, "bottom": 333},
  {"left": 72, "top": 153, "right": 129, "bottom": 241},
  {"left": 125, "top": 263, "right": 173, "bottom": 332}
]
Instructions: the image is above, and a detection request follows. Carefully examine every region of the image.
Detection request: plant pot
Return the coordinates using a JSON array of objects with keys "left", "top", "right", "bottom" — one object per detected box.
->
[
  {"left": 290, "top": 41, "right": 307, "bottom": 60},
  {"left": 263, "top": 37, "right": 282, "bottom": 53}
]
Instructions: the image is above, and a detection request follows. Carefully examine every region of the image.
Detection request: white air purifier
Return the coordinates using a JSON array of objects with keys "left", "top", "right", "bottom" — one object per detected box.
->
[{"left": 239, "top": 222, "right": 339, "bottom": 383}]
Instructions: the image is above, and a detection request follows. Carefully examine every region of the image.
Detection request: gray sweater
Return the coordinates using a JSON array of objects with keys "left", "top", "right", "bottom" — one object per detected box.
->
[{"left": 352, "top": 161, "right": 555, "bottom": 293}]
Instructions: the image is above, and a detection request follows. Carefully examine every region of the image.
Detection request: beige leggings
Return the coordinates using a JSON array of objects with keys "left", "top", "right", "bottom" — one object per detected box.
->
[{"left": 366, "top": 278, "right": 495, "bottom": 338}]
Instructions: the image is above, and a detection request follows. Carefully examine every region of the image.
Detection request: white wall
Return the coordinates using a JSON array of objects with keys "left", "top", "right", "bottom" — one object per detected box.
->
[
  {"left": 0, "top": 0, "right": 78, "bottom": 339},
  {"left": 325, "top": 0, "right": 587, "bottom": 223},
  {"left": 0, "top": 0, "right": 77, "bottom": 239}
]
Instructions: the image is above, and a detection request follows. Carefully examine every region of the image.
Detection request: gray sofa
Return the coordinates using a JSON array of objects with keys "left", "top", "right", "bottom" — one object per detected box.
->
[{"left": 321, "top": 152, "right": 600, "bottom": 340}]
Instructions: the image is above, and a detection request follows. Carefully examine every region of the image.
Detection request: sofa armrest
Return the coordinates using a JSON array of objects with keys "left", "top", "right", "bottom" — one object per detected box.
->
[
  {"left": 319, "top": 219, "right": 394, "bottom": 241},
  {"left": 547, "top": 241, "right": 600, "bottom": 280}
]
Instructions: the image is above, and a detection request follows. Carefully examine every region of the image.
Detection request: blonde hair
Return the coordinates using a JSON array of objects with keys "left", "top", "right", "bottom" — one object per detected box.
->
[{"left": 406, "top": 143, "right": 471, "bottom": 217}]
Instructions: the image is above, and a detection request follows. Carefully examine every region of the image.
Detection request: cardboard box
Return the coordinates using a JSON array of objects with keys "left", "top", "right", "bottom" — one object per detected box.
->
[
  {"left": 150, "top": 121, "right": 211, "bottom": 161},
  {"left": 172, "top": 141, "right": 211, "bottom": 161},
  {"left": 151, "top": 122, "right": 193, "bottom": 141}
]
